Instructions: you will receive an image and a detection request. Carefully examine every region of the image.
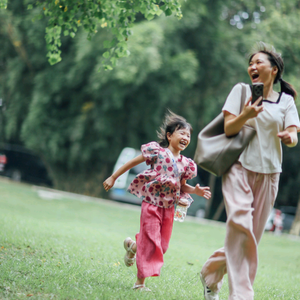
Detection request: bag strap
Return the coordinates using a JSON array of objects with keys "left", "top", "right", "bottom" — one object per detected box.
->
[
  {"left": 165, "top": 148, "right": 181, "bottom": 205},
  {"left": 166, "top": 148, "right": 180, "bottom": 179},
  {"left": 239, "top": 83, "right": 247, "bottom": 113}
]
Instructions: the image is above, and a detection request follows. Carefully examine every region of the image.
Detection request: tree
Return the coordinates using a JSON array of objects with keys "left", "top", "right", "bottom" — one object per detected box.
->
[
  {"left": 0, "top": 0, "right": 202, "bottom": 195},
  {"left": 1, "top": 0, "right": 183, "bottom": 69},
  {"left": 1, "top": 0, "right": 300, "bottom": 232},
  {"left": 290, "top": 199, "right": 300, "bottom": 236},
  {"left": 1, "top": 0, "right": 239, "bottom": 195}
]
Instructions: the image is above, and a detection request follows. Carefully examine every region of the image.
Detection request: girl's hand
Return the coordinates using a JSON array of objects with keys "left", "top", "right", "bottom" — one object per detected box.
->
[
  {"left": 103, "top": 176, "right": 116, "bottom": 192},
  {"left": 195, "top": 184, "right": 211, "bottom": 199},
  {"left": 242, "top": 96, "right": 264, "bottom": 119}
]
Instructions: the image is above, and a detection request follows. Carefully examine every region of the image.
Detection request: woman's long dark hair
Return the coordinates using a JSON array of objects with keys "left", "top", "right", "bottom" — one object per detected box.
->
[
  {"left": 249, "top": 42, "right": 297, "bottom": 100},
  {"left": 157, "top": 110, "right": 193, "bottom": 147}
]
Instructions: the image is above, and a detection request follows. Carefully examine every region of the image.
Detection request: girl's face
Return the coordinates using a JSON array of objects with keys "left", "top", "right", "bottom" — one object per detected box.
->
[
  {"left": 248, "top": 52, "right": 278, "bottom": 86},
  {"left": 167, "top": 127, "right": 191, "bottom": 153}
]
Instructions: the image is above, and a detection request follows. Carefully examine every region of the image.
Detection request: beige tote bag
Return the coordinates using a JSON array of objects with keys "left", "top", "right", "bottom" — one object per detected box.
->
[{"left": 194, "top": 83, "right": 256, "bottom": 176}]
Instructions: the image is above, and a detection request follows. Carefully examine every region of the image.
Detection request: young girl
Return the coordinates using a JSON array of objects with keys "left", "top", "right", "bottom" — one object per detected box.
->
[{"left": 103, "top": 110, "right": 211, "bottom": 291}]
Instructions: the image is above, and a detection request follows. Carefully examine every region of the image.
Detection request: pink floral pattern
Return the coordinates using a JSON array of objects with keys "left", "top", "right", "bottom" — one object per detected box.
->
[{"left": 127, "top": 141, "right": 197, "bottom": 208}]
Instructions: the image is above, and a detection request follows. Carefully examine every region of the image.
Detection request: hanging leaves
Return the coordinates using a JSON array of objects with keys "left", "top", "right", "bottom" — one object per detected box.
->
[{"left": 12, "top": 0, "right": 183, "bottom": 69}]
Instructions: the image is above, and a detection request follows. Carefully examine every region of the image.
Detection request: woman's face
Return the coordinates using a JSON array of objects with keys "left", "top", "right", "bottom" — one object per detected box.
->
[{"left": 248, "top": 52, "right": 278, "bottom": 86}]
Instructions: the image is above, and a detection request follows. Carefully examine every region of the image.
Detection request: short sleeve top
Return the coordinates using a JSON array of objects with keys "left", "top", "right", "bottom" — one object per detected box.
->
[
  {"left": 222, "top": 83, "right": 300, "bottom": 174},
  {"left": 127, "top": 141, "right": 197, "bottom": 208}
]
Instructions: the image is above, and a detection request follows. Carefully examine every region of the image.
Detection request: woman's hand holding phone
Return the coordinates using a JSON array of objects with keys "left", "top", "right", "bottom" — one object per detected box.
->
[{"left": 242, "top": 95, "right": 264, "bottom": 120}]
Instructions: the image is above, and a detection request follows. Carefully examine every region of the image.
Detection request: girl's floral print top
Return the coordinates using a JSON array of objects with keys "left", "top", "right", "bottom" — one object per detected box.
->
[{"left": 127, "top": 142, "right": 197, "bottom": 208}]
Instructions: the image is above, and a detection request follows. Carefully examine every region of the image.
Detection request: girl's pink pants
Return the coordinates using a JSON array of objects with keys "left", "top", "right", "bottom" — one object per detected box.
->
[
  {"left": 135, "top": 201, "right": 174, "bottom": 278},
  {"left": 201, "top": 162, "right": 279, "bottom": 300}
]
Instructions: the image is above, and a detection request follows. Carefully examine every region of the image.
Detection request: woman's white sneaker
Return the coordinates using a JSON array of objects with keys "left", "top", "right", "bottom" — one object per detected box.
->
[{"left": 200, "top": 273, "right": 219, "bottom": 300}]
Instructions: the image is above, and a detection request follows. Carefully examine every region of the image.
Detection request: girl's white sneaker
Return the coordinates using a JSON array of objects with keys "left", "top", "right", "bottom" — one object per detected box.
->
[
  {"left": 200, "top": 273, "right": 219, "bottom": 300},
  {"left": 132, "top": 283, "right": 151, "bottom": 291}
]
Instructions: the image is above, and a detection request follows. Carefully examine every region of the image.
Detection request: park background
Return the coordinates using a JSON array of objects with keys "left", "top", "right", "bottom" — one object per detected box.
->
[
  {"left": 0, "top": 1, "right": 300, "bottom": 299},
  {"left": 0, "top": 0, "right": 300, "bottom": 232}
]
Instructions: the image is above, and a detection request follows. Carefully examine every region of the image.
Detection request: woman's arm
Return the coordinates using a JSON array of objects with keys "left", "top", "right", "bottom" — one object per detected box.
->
[
  {"left": 103, "top": 154, "right": 144, "bottom": 191},
  {"left": 277, "top": 126, "right": 298, "bottom": 147},
  {"left": 224, "top": 96, "right": 264, "bottom": 137}
]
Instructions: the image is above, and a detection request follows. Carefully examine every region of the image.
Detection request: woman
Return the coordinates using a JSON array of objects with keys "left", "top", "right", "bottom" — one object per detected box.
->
[{"left": 200, "top": 42, "right": 300, "bottom": 300}]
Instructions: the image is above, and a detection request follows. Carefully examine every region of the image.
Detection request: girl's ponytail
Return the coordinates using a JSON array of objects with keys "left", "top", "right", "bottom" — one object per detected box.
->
[{"left": 280, "top": 78, "right": 297, "bottom": 100}]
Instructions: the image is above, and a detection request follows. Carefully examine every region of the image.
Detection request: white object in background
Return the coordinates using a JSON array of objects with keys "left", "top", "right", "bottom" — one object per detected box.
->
[{"left": 113, "top": 147, "right": 137, "bottom": 189}]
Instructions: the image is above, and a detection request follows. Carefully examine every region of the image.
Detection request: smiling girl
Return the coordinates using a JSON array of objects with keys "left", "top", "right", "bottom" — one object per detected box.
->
[{"left": 103, "top": 110, "right": 211, "bottom": 291}]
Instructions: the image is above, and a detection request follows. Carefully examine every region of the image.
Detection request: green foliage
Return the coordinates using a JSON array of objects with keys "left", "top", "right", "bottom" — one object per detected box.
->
[
  {"left": 15, "top": 16, "right": 199, "bottom": 193},
  {"left": 1, "top": 0, "right": 300, "bottom": 206},
  {"left": 0, "top": 0, "right": 7, "bottom": 9},
  {"left": 18, "top": 0, "right": 183, "bottom": 68}
]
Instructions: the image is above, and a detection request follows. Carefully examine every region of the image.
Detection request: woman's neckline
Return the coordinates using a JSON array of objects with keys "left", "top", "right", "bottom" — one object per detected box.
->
[{"left": 262, "top": 92, "right": 282, "bottom": 104}]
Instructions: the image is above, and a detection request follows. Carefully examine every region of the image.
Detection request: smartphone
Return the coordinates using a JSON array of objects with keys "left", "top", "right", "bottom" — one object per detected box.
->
[{"left": 251, "top": 82, "right": 264, "bottom": 106}]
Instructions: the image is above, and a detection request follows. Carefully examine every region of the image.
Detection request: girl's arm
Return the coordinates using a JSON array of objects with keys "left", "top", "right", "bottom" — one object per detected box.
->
[
  {"left": 103, "top": 154, "right": 144, "bottom": 192},
  {"left": 224, "top": 96, "right": 264, "bottom": 137},
  {"left": 180, "top": 179, "right": 211, "bottom": 200}
]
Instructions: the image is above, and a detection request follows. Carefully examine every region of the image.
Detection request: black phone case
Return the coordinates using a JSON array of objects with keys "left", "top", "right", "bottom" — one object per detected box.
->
[{"left": 251, "top": 83, "right": 264, "bottom": 105}]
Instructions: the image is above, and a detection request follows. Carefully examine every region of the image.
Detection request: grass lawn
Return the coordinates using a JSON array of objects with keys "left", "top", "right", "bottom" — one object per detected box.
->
[{"left": 0, "top": 177, "right": 299, "bottom": 299}]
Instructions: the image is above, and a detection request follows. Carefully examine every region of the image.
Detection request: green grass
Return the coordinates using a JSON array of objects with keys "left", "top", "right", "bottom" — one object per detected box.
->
[{"left": 0, "top": 178, "right": 299, "bottom": 300}]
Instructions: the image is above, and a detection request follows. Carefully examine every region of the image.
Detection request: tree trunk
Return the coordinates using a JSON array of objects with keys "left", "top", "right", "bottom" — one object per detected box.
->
[
  {"left": 212, "top": 200, "right": 225, "bottom": 221},
  {"left": 204, "top": 173, "right": 216, "bottom": 218},
  {"left": 289, "top": 198, "right": 300, "bottom": 236}
]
